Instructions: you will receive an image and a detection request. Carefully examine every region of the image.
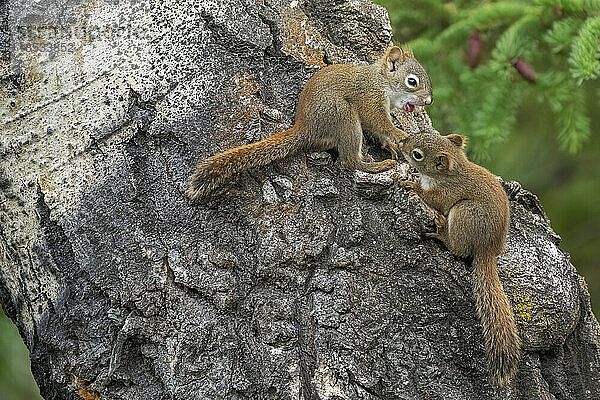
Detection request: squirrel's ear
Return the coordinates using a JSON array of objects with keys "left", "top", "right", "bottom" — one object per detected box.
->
[
  {"left": 446, "top": 134, "right": 466, "bottom": 149},
  {"left": 435, "top": 151, "right": 454, "bottom": 171},
  {"left": 387, "top": 46, "right": 405, "bottom": 72}
]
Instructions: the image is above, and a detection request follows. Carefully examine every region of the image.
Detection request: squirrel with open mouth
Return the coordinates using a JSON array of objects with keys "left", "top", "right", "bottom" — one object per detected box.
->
[{"left": 186, "top": 46, "right": 433, "bottom": 202}]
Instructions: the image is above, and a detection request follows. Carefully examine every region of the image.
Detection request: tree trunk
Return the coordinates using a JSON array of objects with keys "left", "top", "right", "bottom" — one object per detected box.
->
[{"left": 1, "top": 1, "right": 599, "bottom": 399}]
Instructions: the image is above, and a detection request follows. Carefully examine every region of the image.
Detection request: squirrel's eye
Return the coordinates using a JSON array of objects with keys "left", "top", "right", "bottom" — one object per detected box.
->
[
  {"left": 405, "top": 74, "right": 419, "bottom": 88},
  {"left": 412, "top": 149, "right": 424, "bottom": 161}
]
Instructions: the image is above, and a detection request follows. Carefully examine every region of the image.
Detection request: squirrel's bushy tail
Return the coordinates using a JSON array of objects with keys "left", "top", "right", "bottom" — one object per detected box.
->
[
  {"left": 186, "top": 126, "right": 303, "bottom": 202},
  {"left": 472, "top": 252, "right": 521, "bottom": 387}
]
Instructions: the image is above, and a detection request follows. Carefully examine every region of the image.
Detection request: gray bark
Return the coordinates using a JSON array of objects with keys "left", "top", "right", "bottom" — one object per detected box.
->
[{"left": 1, "top": 0, "right": 599, "bottom": 399}]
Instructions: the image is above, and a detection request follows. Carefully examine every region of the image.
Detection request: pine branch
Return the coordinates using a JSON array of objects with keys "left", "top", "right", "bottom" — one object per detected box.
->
[
  {"left": 493, "top": 15, "right": 543, "bottom": 61},
  {"left": 437, "top": 2, "right": 541, "bottom": 47},
  {"left": 556, "top": 86, "right": 590, "bottom": 152},
  {"left": 533, "top": 0, "right": 600, "bottom": 12},
  {"left": 544, "top": 17, "right": 584, "bottom": 52},
  {"left": 469, "top": 69, "right": 522, "bottom": 160},
  {"left": 408, "top": 3, "right": 540, "bottom": 58},
  {"left": 569, "top": 16, "right": 600, "bottom": 81},
  {"left": 538, "top": 71, "right": 573, "bottom": 111}
]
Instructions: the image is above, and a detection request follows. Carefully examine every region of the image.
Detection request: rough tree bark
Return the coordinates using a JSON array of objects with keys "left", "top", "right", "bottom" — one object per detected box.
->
[{"left": 1, "top": 1, "right": 599, "bottom": 399}]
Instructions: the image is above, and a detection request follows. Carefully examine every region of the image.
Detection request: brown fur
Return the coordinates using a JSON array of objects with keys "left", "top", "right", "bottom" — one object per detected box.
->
[
  {"left": 187, "top": 46, "right": 433, "bottom": 202},
  {"left": 400, "top": 132, "right": 521, "bottom": 387}
]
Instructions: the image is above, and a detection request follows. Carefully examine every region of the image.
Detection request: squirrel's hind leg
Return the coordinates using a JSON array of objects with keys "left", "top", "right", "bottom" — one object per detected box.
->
[
  {"left": 425, "top": 213, "right": 451, "bottom": 246},
  {"left": 337, "top": 113, "right": 397, "bottom": 173},
  {"left": 445, "top": 201, "right": 490, "bottom": 259}
]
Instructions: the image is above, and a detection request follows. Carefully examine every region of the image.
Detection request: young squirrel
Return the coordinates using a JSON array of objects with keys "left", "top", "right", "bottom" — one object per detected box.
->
[
  {"left": 399, "top": 132, "right": 520, "bottom": 387},
  {"left": 187, "top": 46, "right": 433, "bottom": 202}
]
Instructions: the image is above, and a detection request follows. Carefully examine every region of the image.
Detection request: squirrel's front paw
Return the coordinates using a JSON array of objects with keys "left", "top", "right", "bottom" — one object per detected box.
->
[
  {"left": 398, "top": 180, "right": 417, "bottom": 190},
  {"left": 433, "top": 213, "right": 447, "bottom": 229},
  {"left": 381, "top": 159, "right": 398, "bottom": 169},
  {"left": 381, "top": 139, "right": 400, "bottom": 160}
]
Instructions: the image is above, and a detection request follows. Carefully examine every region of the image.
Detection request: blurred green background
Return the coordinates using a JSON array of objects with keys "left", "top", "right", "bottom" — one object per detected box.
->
[
  {"left": 0, "top": 0, "right": 598, "bottom": 398},
  {"left": 0, "top": 306, "right": 42, "bottom": 399}
]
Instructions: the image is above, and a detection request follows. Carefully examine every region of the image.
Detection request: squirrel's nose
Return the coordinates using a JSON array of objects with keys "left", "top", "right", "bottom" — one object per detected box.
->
[{"left": 424, "top": 95, "right": 433, "bottom": 105}]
